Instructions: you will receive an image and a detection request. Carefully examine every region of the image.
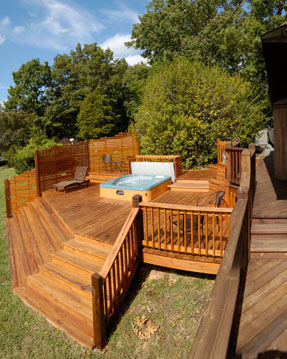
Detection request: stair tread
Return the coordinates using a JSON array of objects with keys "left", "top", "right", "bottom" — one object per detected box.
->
[
  {"left": 35, "top": 197, "right": 72, "bottom": 242},
  {"left": 27, "top": 272, "right": 92, "bottom": 318},
  {"left": 168, "top": 181, "right": 209, "bottom": 188},
  {"left": 252, "top": 223, "right": 287, "bottom": 234},
  {"left": 251, "top": 238, "right": 287, "bottom": 252},
  {"left": 52, "top": 249, "right": 104, "bottom": 274},
  {"left": 64, "top": 237, "right": 111, "bottom": 259},
  {"left": 40, "top": 261, "right": 92, "bottom": 294},
  {"left": 14, "top": 285, "right": 94, "bottom": 348}
]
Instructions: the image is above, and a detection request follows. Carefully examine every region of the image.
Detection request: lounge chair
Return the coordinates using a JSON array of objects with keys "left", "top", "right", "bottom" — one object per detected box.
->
[{"left": 53, "top": 166, "right": 90, "bottom": 193}]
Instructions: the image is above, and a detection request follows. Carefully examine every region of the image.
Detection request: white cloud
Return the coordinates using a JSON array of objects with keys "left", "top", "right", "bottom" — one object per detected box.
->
[
  {"left": 5, "top": 0, "right": 104, "bottom": 50},
  {"left": 14, "top": 26, "right": 26, "bottom": 34},
  {"left": 101, "top": 34, "right": 132, "bottom": 56},
  {"left": 100, "top": 33, "right": 147, "bottom": 66},
  {"left": 0, "top": 35, "right": 5, "bottom": 45},
  {"left": 125, "top": 54, "right": 147, "bottom": 66},
  {"left": 0, "top": 17, "right": 10, "bottom": 27}
]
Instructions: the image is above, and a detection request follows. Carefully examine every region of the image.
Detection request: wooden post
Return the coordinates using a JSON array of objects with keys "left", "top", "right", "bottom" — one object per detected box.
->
[
  {"left": 241, "top": 149, "right": 251, "bottom": 179},
  {"left": 85, "top": 140, "right": 90, "bottom": 170},
  {"left": 132, "top": 195, "right": 143, "bottom": 255},
  {"left": 225, "top": 142, "right": 232, "bottom": 184},
  {"left": 237, "top": 186, "right": 251, "bottom": 260},
  {"left": 5, "top": 179, "right": 11, "bottom": 218},
  {"left": 91, "top": 273, "right": 106, "bottom": 350},
  {"left": 34, "top": 150, "right": 41, "bottom": 197}
]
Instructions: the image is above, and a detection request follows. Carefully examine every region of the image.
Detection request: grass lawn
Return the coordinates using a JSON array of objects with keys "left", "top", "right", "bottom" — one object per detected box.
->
[{"left": 0, "top": 166, "right": 214, "bottom": 359}]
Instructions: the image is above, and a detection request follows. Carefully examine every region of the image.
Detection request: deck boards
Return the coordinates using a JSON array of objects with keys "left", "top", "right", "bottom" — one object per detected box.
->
[
  {"left": 253, "top": 154, "right": 287, "bottom": 218},
  {"left": 43, "top": 184, "right": 132, "bottom": 245},
  {"left": 236, "top": 259, "right": 287, "bottom": 358},
  {"left": 177, "top": 168, "right": 217, "bottom": 181}
]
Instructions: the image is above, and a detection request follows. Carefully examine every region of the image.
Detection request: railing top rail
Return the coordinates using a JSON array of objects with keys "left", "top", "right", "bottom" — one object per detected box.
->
[
  {"left": 134, "top": 154, "right": 182, "bottom": 159},
  {"left": 100, "top": 207, "right": 139, "bottom": 279},
  {"left": 139, "top": 201, "right": 233, "bottom": 213},
  {"left": 225, "top": 146, "right": 244, "bottom": 152}
]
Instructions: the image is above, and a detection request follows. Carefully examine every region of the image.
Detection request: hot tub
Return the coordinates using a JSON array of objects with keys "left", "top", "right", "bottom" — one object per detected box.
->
[{"left": 100, "top": 174, "right": 171, "bottom": 201}]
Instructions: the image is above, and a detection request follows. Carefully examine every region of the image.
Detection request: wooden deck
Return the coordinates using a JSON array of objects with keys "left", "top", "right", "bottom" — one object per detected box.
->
[
  {"left": 253, "top": 153, "right": 287, "bottom": 218},
  {"left": 43, "top": 183, "right": 131, "bottom": 245},
  {"left": 236, "top": 154, "right": 287, "bottom": 358},
  {"left": 236, "top": 258, "right": 287, "bottom": 358}
]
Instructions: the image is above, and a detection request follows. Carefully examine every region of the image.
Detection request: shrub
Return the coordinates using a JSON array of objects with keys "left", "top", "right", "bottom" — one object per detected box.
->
[
  {"left": 131, "top": 59, "right": 267, "bottom": 168},
  {"left": 11, "top": 135, "right": 59, "bottom": 174}
]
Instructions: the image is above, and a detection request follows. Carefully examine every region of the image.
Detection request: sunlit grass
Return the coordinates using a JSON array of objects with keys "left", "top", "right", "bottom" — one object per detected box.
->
[{"left": 0, "top": 166, "right": 213, "bottom": 358}]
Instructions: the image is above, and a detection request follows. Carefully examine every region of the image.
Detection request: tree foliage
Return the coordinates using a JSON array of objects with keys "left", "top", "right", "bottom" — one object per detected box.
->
[
  {"left": 131, "top": 59, "right": 267, "bottom": 168},
  {"left": 127, "top": 0, "right": 287, "bottom": 97},
  {"left": 77, "top": 88, "right": 115, "bottom": 139}
]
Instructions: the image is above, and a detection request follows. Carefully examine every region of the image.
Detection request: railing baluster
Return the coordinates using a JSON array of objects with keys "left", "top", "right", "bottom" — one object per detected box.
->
[
  {"left": 177, "top": 210, "right": 180, "bottom": 252},
  {"left": 151, "top": 208, "right": 155, "bottom": 247},
  {"left": 144, "top": 206, "right": 148, "bottom": 245},
  {"left": 198, "top": 212, "right": 201, "bottom": 256},
  {"left": 184, "top": 211, "right": 187, "bottom": 253},
  {"left": 157, "top": 208, "right": 161, "bottom": 249},
  {"left": 170, "top": 209, "right": 174, "bottom": 251},
  {"left": 212, "top": 213, "right": 215, "bottom": 257},
  {"left": 164, "top": 208, "right": 167, "bottom": 250},
  {"left": 205, "top": 212, "right": 208, "bottom": 256},
  {"left": 191, "top": 211, "right": 194, "bottom": 255}
]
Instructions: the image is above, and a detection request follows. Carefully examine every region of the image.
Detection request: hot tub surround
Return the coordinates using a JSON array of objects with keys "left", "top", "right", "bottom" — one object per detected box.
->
[{"left": 100, "top": 174, "right": 171, "bottom": 201}]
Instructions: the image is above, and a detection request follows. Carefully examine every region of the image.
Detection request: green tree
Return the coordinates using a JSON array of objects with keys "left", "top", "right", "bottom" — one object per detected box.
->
[
  {"left": 0, "top": 109, "right": 32, "bottom": 164},
  {"left": 5, "top": 58, "right": 54, "bottom": 122},
  {"left": 127, "top": 0, "right": 287, "bottom": 98},
  {"left": 48, "top": 43, "right": 129, "bottom": 139},
  {"left": 131, "top": 59, "right": 267, "bottom": 168},
  {"left": 77, "top": 88, "right": 116, "bottom": 139},
  {"left": 122, "top": 63, "right": 150, "bottom": 120}
]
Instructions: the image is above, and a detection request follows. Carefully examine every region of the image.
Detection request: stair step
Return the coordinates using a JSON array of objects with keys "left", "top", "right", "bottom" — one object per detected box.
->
[
  {"left": 35, "top": 197, "right": 72, "bottom": 243},
  {"left": 26, "top": 273, "right": 93, "bottom": 319},
  {"left": 14, "top": 285, "right": 94, "bottom": 348},
  {"left": 40, "top": 261, "right": 92, "bottom": 299},
  {"left": 21, "top": 206, "right": 52, "bottom": 262},
  {"left": 51, "top": 249, "right": 104, "bottom": 275},
  {"left": 252, "top": 223, "right": 287, "bottom": 235},
  {"left": 63, "top": 237, "right": 111, "bottom": 261},
  {"left": 30, "top": 202, "right": 63, "bottom": 251},
  {"left": 251, "top": 238, "right": 287, "bottom": 252}
]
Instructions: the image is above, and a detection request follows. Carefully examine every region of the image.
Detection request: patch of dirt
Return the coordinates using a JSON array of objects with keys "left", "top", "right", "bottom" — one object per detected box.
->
[{"left": 132, "top": 315, "right": 159, "bottom": 340}]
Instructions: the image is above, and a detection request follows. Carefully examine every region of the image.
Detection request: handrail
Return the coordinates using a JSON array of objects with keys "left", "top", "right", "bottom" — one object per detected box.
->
[
  {"left": 92, "top": 204, "right": 140, "bottom": 350},
  {"left": 140, "top": 201, "right": 233, "bottom": 213},
  {"left": 100, "top": 207, "right": 139, "bottom": 278},
  {"left": 190, "top": 146, "right": 254, "bottom": 358},
  {"left": 140, "top": 202, "right": 233, "bottom": 259}
]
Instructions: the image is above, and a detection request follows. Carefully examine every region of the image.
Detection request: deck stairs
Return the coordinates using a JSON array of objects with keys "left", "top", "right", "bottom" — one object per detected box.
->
[
  {"left": 208, "top": 163, "right": 226, "bottom": 192},
  {"left": 6, "top": 196, "right": 113, "bottom": 348},
  {"left": 251, "top": 219, "right": 287, "bottom": 258},
  {"left": 168, "top": 179, "right": 209, "bottom": 192}
]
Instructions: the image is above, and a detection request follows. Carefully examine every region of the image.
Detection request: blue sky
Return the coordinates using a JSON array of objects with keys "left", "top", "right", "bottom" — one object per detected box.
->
[{"left": 0, "top": 0, "right": 150, "bottom": 104}]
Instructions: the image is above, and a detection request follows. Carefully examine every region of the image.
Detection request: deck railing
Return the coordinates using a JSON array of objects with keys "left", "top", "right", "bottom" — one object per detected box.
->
[
  {"left": 127, "top": 155, "right": 182, "bottom": 178},
  {"left": 190, "top": 146, "right": 255, "bottom": 359},
  {"left": 5, "top": 169, "right": 38, "bottom": 218},
  {"left": 92, "top": 197, "right": 142, "bottom": 349},
  {"left": 139, "top": 202, "right": 232, "bottom": 258}
]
